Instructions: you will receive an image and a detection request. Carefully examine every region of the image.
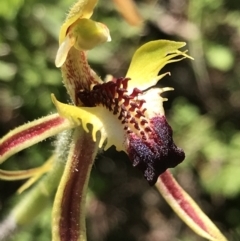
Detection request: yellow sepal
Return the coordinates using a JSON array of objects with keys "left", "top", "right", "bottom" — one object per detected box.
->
[
  {"left": 59, "top": 0, "right": 98, "bottom": 44},
  {"left": 56, "top": 18, "right": 111, "bottom": 68}
]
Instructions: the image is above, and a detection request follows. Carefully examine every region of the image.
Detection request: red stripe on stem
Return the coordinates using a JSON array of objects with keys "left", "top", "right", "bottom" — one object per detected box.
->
[
  {"left": 58, "top": 130, "right": 96, "bottom": 241},
  {"left": 0, "top": 116, "right": 65, "bottom": 158},
  {"left": 159, "top": 171, "right": 208, "bottom": 233}
]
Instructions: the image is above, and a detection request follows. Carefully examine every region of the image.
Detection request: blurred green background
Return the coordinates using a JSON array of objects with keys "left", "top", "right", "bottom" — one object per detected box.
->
[{"left": 0, "top": 0, "right": 240, "bottom": 240}]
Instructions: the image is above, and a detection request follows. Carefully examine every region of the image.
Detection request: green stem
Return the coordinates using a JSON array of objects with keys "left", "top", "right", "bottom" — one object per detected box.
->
[{"left": 0, "top": 156, "right": 65, "bottom": 240}]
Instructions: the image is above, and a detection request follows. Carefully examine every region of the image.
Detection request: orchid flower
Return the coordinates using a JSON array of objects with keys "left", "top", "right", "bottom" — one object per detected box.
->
[{"left": 0, "top": 0, "right": 228, "bottom": 241}]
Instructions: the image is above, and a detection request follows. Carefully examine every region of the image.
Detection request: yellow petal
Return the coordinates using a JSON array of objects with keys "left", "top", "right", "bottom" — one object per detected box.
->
[
  {"left": 59, "top": 0, "right": 98, "bottom": 44},
  {"left": 51, "top": 94, "right": 125, "bottom": 151},
  {"left": 17, "top": 156, "right": 54, "bottom": 194},
  {"left": 0, "top": 167, "right": 45, "bottom": 181},
  {"left": 126, "top": 40, "right": 193, "bottom": 91},
  {"left": 0, "top": 156, "right": 53, "bottom": 194}
]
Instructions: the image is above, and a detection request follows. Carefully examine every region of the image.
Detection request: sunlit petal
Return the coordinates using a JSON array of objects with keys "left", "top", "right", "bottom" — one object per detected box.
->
[{"left": 126, "top": 40, "right": 193, "bottom": 91}]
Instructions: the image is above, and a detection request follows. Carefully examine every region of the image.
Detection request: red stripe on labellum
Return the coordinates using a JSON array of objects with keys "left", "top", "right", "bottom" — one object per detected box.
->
[
  {"left": 159, "top": 171, "right": 208, "bottom": 233},
  {"left": 0, "top": 116, "right": 65, "bottom": 158},
  {"left": 59, "top": 133, "right": 95, "bottom": 241}
]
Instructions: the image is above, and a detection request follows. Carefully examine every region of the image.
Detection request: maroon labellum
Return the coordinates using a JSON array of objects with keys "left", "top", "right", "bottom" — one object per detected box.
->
[
  {"left": 77, "top": 77, "right": 185, "bottom": 185},
  {"left": 127, "top": 115, "right": 185, "bottom": 185}
]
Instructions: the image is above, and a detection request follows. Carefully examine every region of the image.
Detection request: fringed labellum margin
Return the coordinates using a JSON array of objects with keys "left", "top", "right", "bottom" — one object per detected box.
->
[{"left": 77, "top": 77, "right": 185, "bottom": 185}]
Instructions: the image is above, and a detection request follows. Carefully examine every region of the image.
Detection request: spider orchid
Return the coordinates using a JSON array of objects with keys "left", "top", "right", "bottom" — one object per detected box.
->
[{"left": 0, "top": 0, "right": 228, "bottom": 241}]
